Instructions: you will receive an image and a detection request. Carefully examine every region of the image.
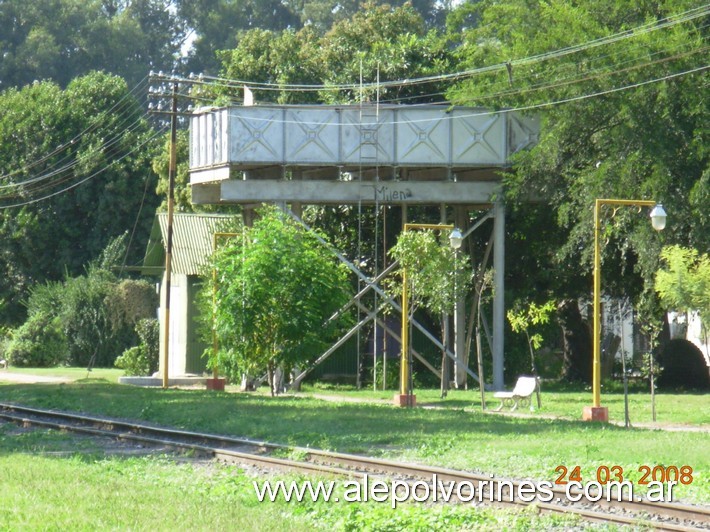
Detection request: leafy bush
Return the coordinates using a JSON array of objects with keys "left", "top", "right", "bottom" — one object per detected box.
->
[
  {"left": 22, "top": 242, "right": 158, "bottom": 368},
  {"left": 59, "top": 271, "right": 123, "bottom": 367},
  {"left": 107, "top": 279, "right": 158, "bottom": 328},
  {"left": 7, "top": 235, "right": 158, "bottom": 369},
  {"left": 203, "top": 207, "right": 352, "bottom": 390},
  {"left": 136, "top": 318, "right": 160, "bottom": 360},
  {"left": 5, "top": 313, "right": 67, "bottom": 367},
  {"left": 115, "top": 318, "right": 160, "bottom": 376}
]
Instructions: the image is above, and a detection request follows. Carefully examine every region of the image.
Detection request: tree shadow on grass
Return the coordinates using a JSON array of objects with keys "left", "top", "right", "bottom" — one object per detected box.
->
[{"left": 1, "top": 381, "right": 627, "bottom": 451}]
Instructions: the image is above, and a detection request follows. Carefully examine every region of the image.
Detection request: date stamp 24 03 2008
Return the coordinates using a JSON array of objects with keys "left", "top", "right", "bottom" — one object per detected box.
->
[{"left": 554, "top": 464, "right": 695, "bottom": 503}]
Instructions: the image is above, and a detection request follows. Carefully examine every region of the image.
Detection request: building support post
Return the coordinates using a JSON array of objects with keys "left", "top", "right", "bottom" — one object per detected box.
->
[{"left": 492, "top": 200, "right": 505, "bottom": 390}]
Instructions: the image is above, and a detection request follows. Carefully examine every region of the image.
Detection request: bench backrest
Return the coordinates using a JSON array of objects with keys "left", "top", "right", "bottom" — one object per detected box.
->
[{"left": 512, "top": 376, "right": 538, "bottom": 396}]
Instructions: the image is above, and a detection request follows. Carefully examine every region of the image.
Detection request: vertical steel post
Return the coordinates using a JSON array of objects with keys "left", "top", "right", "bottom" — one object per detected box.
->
[
  {"left": 212, "top": 233, "right": 219, "bottom": 380},
  {"left": 492, "top": 200, "right": 505, "bottom": 390},
  {"left": 399, "top": 267, "right": 409, "bottom": 398},
  {"left": 454, "top": 206, "right": 468, "bottom": 388},
  {"left": 592, "top": 199, "right": 602, "bottom": 408}
]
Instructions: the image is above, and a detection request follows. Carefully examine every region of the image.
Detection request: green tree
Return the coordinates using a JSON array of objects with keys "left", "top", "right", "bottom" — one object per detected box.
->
[
  {"left": 317, "top": 2, "right": 453, "bottom": 104},
  {"left": 507, "top": 300, "right": 556, "bottom": 376},
  {"left": 655, "top": 245, "right": 710, "bottom": 350},
  {"left": 389, "top": 230, "right": 471, "bottom": 318},
  {"left": 204, "top": 207, "right": 352, "bottom": 393},
  {"left": 177, "top": 0, "right": 301, "bottom": 75},
  {"left": 0, "top": 72, "right": 160, "bottom": 324},
  {"left": 300, "top": 0, "right": 450, "bottom": 32},
  {"left": 388, "top": 229, "right": 472, "bottom": 395},
  {"left": 216, "top": 3, "right": 455, "bottom": 105},
  {"left": 0, "top": 0, "right": 183, "bottom": 90},
  {"left": 448, "top": 0, "right": 708, "bottom": 378},
  {"left": 217, "top": 26, "right": 325, "bottom": 104},
  {"left": 178, "top": 0, "right": 451, "bottom": 75}
]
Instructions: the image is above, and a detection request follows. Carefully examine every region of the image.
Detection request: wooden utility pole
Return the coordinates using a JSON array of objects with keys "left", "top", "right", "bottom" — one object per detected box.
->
[{"left": 161, "top": 80, "right": 178, "bottom": 389}]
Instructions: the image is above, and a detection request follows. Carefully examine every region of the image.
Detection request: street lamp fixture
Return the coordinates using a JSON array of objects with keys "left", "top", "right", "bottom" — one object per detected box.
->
[
  {"left": 650, "top": 204, "right": 667, "bottom": 231},
  {"left": 395, "top": 224, "right": 462, "bottom": 407},
  {"left": 449, "top": 228, "right": 464, "bottom": 250},
  {"left": 584, "top": 199, "right": 666, "bottom": 422}
]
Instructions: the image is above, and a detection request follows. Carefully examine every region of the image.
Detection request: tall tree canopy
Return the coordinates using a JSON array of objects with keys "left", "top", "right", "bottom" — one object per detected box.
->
[
  {"left": 180, "top": 0, "right": 453, "bottom": 75},
  {"left": 0, "top": 0, "right": 184, "bottom": 90},
  {"left": 449, "top": 0, "right": 708, "bottom": 304},
  {"left": 217, "top": 3, "right": 455, "bottom": 104},
  {"left": 0, "top": 72, "right": 160, "bottom": 323}
]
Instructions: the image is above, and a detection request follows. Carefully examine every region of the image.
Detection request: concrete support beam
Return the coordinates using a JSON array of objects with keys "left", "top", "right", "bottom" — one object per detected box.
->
[{"left": 194, "top": 179, "right": 501, "bottom": 205}]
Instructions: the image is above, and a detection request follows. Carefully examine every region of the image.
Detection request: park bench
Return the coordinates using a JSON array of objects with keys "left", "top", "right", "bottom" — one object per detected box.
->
[
  {"left": 0, "top": 359, "right": 7, "bottom": 369},
  {"left": 493, "top": 376, "right": 541, "bottom": 412}
]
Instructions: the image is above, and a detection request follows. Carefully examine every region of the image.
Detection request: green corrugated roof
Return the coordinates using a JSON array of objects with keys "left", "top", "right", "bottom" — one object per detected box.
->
[{"left": 142, "top": 213, "right": 236, "bottom": 275}]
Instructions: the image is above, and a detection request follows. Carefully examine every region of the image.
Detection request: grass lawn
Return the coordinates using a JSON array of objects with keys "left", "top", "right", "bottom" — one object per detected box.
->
[
  {"left": 298, "top": 382, "right": 710, "bottom": 425},
  {"left": 0, "top": 422, "right": 585, "bottom": 530},
  {"left": 1, "top": 372, "right": 708, "bottom": 507}
]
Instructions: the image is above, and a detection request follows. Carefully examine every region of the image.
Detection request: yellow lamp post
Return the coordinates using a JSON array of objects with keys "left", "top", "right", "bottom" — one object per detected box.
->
[
  {"left": 583, "top": 199, "right": 666, "bottom": 422},
  {"left": 394, "top": 223, "right": 463, "bottom": 407}
]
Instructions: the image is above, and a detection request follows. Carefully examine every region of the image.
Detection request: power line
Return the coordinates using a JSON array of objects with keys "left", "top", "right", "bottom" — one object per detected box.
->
[
  {"left": 0, "top": 76, "right": 150, "bottom": 182},
  {"left": 0, "top": 126, "right": 166, "bottom": 209},
  {"left": 0, "top": 115, "right": 151, "bottom": 196},
  {"left": 4, "top": 3, "right": 706, "bottom": 208},
  {"left": 366, "top": 37, "right": 709, "bottom": 106},
  {"left": 180, "top": 61, "right": 708, "bottom": 130},
  {"left": 177, "top": 4, "right": 708, "bottom": 94},
  {"left": 450, "top": 46, "right": 709, "bottom": 106}
]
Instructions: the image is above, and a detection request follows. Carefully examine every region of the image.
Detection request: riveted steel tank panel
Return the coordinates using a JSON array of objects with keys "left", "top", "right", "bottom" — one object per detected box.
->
[
  {"left": 508, "top": 113, "right": 540, "bottom": 157},
  {"left": 340, "top": 108, "right": 395, "bottom": 165},
  {"left": 190, "top": 109, "right": 228, "bottom": 169},
  {"left": 285, "top": 107, "right": 340, "bottom": 164},
  {"left": 228, "top": 107, "right": 284, "bottom": 164},
  {"left": 451, "top": 110, "right": 506, "bottom": 166},
  {"left": 190, "top": 105, "right": 538, "bottom": 171},
  {"left": 396, "top": 108, "right": 450, "bottom": 166}
]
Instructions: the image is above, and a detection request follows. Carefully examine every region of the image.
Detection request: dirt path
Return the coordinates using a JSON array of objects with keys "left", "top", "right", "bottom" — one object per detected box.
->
[{"left": 0, "top": 371, "right": 72, "bottom": 384}]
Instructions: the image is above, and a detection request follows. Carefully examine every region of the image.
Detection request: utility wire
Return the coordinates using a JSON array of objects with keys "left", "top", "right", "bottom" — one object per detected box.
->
[
  {"left": 0, "top": 126, "right": 167, "bottom": 209},
  {"left": 0, "top": 115, "right": 150, "bottom": 194},
  {"left": 4, "top": 5, "right": 706, "bottom": 206},
  {"left": 185, "top": 60, "right": 708, "bottom": 129},
  {"left": 178, "top": 5, "right": 707, "bottom": 93},
  {"left": 367, "top": 38, "right": 709, "bottom": 106},
  {"left": 174, "top": 25, "right": 707, "bottom": 110},
  {"left": 0, "top": 111, "right": 151, "bottom": 199},
  {"left": 0, "top": 76, "right": 150, "bottom": 182}
]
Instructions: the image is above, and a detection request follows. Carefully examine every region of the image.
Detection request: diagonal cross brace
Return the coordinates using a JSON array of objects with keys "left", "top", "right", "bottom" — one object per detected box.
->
[
  {"left": 291, "top": 301, "right": 387, "bottom": 387},
  {"left": 325, "top": 260, "right": 399, "bottom": 325},
  {"left": 355, "top": 299, "right": 441, "bottom": 380},
  {"left": 286, "top": 209, "right": 478, "bottom": 383}
]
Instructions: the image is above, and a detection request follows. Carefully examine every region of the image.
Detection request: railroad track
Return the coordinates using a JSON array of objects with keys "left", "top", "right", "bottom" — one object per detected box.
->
[{"left": 1, "top": 402, "right": 708, "bottom": 530}]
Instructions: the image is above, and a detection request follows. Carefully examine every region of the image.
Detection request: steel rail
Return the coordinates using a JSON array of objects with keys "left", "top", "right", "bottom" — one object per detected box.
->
[{"left": 1, "top": 403, "right": 707, "bottom": 530}]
